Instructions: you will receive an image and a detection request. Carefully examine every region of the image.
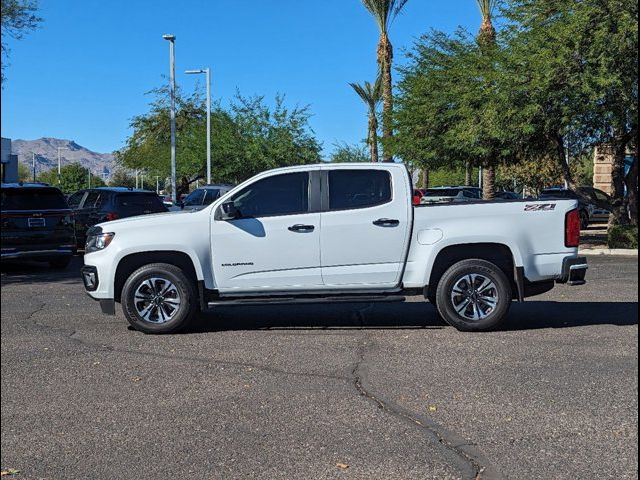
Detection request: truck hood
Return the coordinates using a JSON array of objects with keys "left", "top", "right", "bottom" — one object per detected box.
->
[{"left": 96, "top": 209, "right": 202, "bottom": 231}]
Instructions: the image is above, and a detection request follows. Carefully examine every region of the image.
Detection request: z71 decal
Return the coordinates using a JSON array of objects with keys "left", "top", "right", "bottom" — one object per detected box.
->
[{"left": 524, "top": 203, "right": 556, "bottom": 212}]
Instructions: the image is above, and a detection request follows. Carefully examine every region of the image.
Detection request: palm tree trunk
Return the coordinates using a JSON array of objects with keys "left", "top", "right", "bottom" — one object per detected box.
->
[
  {"left": 465, "top": 160, "right": 472, "bottom": 185},
  {"left": 482, "top": 166, "right": 495, "bottom": 200},
  {"left": 422, "top": 167, "right": 429, "bottom": 189},
  {"left": 378, "top": 33, "right": 393, "bottom": 162},
  {"left": 369, "top": 114, "right": 379, "bottom": 163}
]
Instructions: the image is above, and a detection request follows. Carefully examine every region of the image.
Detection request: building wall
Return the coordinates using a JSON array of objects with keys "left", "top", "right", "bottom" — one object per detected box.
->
[{"left": 1, "top": 137, "right": 18, "bottom": 183}]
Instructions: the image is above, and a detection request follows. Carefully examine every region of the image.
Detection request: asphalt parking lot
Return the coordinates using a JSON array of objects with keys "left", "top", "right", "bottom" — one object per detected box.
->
[{"left": 1, "top": 255, "right": 637, "bottom": 480}]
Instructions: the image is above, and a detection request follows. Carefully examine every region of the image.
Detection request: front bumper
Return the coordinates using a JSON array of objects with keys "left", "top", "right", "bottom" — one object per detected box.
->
[
  {"left": 81, "top": 265, "right": 116, "bottom": 315},
  {"left": 557, "top": 256, "right": 588, "bottom": 285}
]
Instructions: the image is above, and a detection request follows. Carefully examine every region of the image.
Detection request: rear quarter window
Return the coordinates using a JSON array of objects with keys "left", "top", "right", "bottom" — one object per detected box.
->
[{"left": 328, "top": 170, "right": 392, "bottom": 210}]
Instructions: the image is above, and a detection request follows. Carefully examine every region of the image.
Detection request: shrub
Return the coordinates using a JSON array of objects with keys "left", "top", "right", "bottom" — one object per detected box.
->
[{"left": 608, "top": 225, "right": 639, "bottom": 249}]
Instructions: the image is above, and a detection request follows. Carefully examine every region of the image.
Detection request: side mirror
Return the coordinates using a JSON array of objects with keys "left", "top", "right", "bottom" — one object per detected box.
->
[{"left": 220, "top": 201, "right": 240, "bottom": 220}]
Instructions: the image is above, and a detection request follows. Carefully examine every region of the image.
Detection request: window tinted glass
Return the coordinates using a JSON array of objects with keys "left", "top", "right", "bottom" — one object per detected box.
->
[
  {"left": 203, "top": 189, "right": 221, "bottom": 205},
  {"left": 231, "top": 172, "right": 309, "bottom": 218},
  {"left": 115, "top": 193, "right": 167, "bottom": 215},
  {"left": 1, "top": 188, "right": 68, "bottom": 210},
  {"left": 423, "top": 188, "right": 462, "bottom": 197},
  {"left": 329, "top": 170, "right": 391, "bottom": 210},
  {"left": 67, "top": 191, "right": 85, "bottom": 208},
  {"left": 540, "top": 190, "right": 575, "bottom": 199},
  {"left": 183, "top": 189, "right": 205, "bottom": 206},
  {"left": 83, "top": 191, "right": 102, "bottom": 208}
]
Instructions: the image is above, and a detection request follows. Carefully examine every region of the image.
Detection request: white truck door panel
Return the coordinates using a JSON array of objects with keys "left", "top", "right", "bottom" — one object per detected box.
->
[
  {"left": 320, "top": 167, "right": 411, "bottom": 287},
  {"left": 211, "top": 171, "right": 322, "bottom": 292}
]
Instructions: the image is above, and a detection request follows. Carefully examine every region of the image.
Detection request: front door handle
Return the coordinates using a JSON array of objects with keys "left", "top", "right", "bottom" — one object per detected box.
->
[
  {"left": 373, "top": 218, "right": 400, "bottom": 227},
  {"left": 288, "top": 224, "right": 315, "bottom": 232}
]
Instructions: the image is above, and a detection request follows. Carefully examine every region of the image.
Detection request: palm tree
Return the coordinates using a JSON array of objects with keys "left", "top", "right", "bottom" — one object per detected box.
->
[
  {"left": 350, "top": 76, "right": 383, "bottom": 162},
  {"left": 476, "top": 0, "right": 497, "bottom": 199},
  {"left": 361, "top": 0, "right": 409, "bottom": 162}
]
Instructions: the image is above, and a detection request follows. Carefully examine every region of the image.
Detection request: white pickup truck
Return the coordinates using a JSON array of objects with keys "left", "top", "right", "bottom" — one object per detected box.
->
[{"left": 81, "top": 163, "right": 587, "bottom": 333}]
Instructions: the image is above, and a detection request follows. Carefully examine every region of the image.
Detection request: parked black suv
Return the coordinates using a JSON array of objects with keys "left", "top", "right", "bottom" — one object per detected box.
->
[
  {"left": 68, "top": 187, "right": 168, "bottom": 247},
  {"left": 1, "top": 183, "right": 77, "bottom": 268}
]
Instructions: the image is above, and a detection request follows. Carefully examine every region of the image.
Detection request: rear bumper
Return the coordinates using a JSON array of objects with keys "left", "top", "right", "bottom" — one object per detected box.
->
[{"left": 557, "top": 256, "right": 588, "bottom": 285}]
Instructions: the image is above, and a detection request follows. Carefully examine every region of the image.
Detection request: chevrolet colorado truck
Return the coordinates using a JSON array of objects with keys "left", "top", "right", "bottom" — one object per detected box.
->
[{"left": 81, "top": 163, "right": 588, "bottom": 333}]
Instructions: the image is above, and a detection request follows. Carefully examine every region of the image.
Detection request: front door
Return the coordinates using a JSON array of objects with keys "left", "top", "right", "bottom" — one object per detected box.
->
[{"left": 211, "top": 171, "right": 322, "bottom": 294}]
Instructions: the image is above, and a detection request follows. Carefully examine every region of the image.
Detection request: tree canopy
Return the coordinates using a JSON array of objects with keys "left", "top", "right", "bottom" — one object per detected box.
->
[{"left": 37, "top": 163, "right": 105, "bottom": 193}]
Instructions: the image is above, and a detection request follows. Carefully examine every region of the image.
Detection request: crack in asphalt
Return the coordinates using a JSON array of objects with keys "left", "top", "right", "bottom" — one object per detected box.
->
[
  {"left": 26, "top": 301, "right": 502, "bottom": 479},
  {"left": 351, "top": 332, "right": 504, "bottom": 480}
]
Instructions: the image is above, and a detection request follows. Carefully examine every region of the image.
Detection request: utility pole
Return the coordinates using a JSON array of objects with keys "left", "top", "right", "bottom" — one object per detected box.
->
[
  {"left": 185, "top": 67, "right": 212, "bottom": 184},
  {"left": 32, "top": 152, "right": 36, "bottom": 182},
  {"left": 155, "top": 176, "right": 160, "bottom": 194},
  {"left": 57, "top": 147, "right": 68, "bottom": 184},
  {"left": 88, "top": 170, "right": 91, "bottom": 188},
  {"left": 163, "top": 34, "right": 177, "bottom": 203}
]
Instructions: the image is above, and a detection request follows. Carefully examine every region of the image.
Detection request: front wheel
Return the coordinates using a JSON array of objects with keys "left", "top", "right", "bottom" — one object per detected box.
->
[
  {"left": 435, "top": 259, "right": 512, "bottom": 332},
  {"left": 121, "top": 263, "right": 198, "bottom": 334}
]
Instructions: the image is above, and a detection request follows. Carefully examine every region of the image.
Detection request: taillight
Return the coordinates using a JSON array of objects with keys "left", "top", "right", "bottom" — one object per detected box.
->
[
  {"left": 412, "top": 195, "right": 421, "bottom": 206},
  {"left": 105, "top": 212, "right": 119, "bottom": 221},
  {"left": 565, "top": 209, "right": 581, "bottom": 247}
]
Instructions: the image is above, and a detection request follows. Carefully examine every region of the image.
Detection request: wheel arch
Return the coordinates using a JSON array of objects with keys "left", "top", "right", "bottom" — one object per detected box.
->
[
  {"left": 114, "top": 251, "right": 199, "bottom": 303},
  {"left": 426, "top": 243, "right": 518, "bottom": 300}
]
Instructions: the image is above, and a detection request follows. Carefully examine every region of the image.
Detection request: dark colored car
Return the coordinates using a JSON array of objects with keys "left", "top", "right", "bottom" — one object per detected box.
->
[
  {"left": 539, "top": 187, "right": 602, "bottom": 229},
  {"left": 172, "top": 184, "right": 235, "bottom": 211},
  {"left": 495, "top": 191, "right": 522, "bottom": 200},
  {"left": 1, "top": 183, "right": 77, "bottom": 268},
  {"left": 420, "top": 186, "right": 482, "bottom": 203},
  {"left": 68, "top": 187, "right": 168, "bottom": 247}
]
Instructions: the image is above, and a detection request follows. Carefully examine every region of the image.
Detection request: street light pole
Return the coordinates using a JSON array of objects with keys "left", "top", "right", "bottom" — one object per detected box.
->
[
  {"left": 185, "top": 67, "right": 212, "bottom": 184},
  {"left": 163, "top": 34, "right": 177, "bottom": 203},
  {"left": 57, "top": 147, "right": 68, "bottom": 184},
  {"left": 32, "top": 152, "right": 36, "bottom": 182}
]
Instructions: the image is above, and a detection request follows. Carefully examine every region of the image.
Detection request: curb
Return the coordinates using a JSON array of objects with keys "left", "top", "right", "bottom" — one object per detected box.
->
[{"left": 579, "top": 248, "right": 638, "bottom": 256}]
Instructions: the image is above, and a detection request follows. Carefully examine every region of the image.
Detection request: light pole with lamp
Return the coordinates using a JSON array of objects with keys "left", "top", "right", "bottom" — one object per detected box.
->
[
  {"left": 185, "top": 67, "right": 211, "bottom": 184},
  {"left": 57, "top": 147, "right": 68, "bottom": 184},
  {"left": 162, "top": 34, "right": 177, "bottom": 203}
]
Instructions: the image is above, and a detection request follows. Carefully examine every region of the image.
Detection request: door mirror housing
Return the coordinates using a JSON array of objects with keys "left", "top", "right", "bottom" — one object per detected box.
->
[{"left": 220, "top": 201, "right": 240, "bottom": 220}]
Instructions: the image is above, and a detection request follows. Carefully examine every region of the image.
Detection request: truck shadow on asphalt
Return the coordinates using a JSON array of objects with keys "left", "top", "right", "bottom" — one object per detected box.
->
[
  {"left": 191, "top": 301, "right": 638, "bottom": 333},
  {"left": 0, "top": 259, "right": 82, "bottom": 286}
]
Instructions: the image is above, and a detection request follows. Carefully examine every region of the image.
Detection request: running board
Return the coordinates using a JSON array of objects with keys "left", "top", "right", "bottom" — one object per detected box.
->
[{"left": 207, "top": 294, "right": 406, "bottom": 308}]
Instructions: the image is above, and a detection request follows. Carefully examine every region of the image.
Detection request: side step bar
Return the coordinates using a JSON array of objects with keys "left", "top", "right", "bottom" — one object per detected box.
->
[{"left": 207, "top": 294, "right": 406, "bottom": 308}]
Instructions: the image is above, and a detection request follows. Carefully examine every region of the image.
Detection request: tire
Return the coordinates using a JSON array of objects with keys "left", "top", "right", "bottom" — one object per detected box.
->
[
  {"left": 49, "top": 256, "right": 72, "bottom": 269},
  {"left": 580, "top": 210, "right": 590, "bottom": 230},
  {"left": 435, "top": 259, "right": 512, "bottom": 332},
  {"left": 121, "top": 263, "right": 198, "bottom": 334}
]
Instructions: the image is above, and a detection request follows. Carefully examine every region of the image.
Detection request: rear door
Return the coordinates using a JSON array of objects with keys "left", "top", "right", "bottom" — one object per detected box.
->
[
  {"left": 211, "top": 171, "right": 323, "bottom": 293},
  {"left": 320, "top": 167, "right": 411, "bottom": 288}
]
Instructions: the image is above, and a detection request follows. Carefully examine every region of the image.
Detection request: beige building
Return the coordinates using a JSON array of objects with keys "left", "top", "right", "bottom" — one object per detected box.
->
[{"left": 593, "top": 145, "right": 636, "bottom": 194}]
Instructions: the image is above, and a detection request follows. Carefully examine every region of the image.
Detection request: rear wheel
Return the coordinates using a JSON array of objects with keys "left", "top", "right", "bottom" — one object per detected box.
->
[
  {"left": 121, "top": 263, "right": 197, "bottom": 334},
  {"left": 435, "top": 259, "right": 512, "bottom": 332}
]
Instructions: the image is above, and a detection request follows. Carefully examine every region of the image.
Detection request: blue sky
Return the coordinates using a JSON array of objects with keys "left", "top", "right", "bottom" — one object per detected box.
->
[{"left": 1, "top": 0, "right": 480, "bottom": 157}]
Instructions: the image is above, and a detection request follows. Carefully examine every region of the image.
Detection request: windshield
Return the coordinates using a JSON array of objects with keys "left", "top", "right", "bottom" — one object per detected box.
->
[{"left": 1, "top": 188, "right": 68, "bottom": 210}]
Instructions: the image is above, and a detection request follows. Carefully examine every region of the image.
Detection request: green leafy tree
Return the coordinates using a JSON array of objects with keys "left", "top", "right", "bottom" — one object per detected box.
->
[
  {"left": 361, "top": 0, "right": 409, "bottom": 162},
  {"left": 1, "top": 0, "right": 42, "bottom": 84},
  {"left": 17, "top": 161, "right": 31, "bottom": 181},
  {"left": 502, "top": 0, "right": 638, "bottom": 225},
  {"left": 37, "top": 162, "right": 105, "bottom": 193},
  {"left": 108, "top": 169, "right": 136, "bottom": 188},
  {"left": 116, "top": 86, "right": 321, "bottom": 195},
  {"left": 329, "top": 142, "right": 369, "bottom": 163},
  {"left": 349, "top": 75, "right": 382, "bottom": 162}
]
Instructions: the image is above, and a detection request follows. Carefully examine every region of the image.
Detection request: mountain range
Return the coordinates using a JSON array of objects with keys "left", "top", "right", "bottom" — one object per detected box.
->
[{"left": 11, "top": 138, "right": 115, "bottom": 180}]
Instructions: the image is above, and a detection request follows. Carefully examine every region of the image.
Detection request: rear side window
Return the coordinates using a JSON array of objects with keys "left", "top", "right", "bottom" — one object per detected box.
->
[
  {"left": 183, "top": 189, "right": 206, "bottom": 206},
  {"left": 231, "top": 172, "right": 309, "bottom": 218},
  {"left": 1, "top": 188, "right": 68, "bottom": 210},
  {"left": 328, "top": 170, "right": 392, "bottom": 210},
  {"left": 67, "top": 191, "right": 86, "bottom": 208},
  {"left": 115, "top": 193, "right": 167, "bottom": 215},
  {"left": 203, "top": 189, "right": 221, "bottom": 205}
]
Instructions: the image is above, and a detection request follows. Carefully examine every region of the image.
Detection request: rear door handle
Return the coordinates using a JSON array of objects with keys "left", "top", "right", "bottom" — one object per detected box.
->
[
  {"left": 288, "top": 224, "right": 315, "bottom": 232},
  {"left": 373, "top": 218, "right": 400, "bottom": 227}
]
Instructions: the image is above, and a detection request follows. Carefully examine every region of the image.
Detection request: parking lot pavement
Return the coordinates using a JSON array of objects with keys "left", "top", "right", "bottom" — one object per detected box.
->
[{"left": 1, "top": 256, "right": 637, "bottom": 480}]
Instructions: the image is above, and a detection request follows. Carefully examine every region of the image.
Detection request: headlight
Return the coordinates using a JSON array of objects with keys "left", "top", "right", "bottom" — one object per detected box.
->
[{"left": 85, "top": 232, "right": 115, "bottom": 253}]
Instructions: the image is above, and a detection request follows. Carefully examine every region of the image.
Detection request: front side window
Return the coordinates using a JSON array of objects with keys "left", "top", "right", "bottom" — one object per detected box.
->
[
  {"left": 67, "top": 191, "right": 86, "bottom": 208},
  {"left": 230, "top": 172, "right": 309, "bottom": 218},
  {"left": 203, "top": 189, "right": 221, "bottom": 205},
  {"left": 329, "top": 170, "right": 392, "bottom": 210},
  {"left": 83, "top": 191, "right": 102, "bottom": 208}
]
